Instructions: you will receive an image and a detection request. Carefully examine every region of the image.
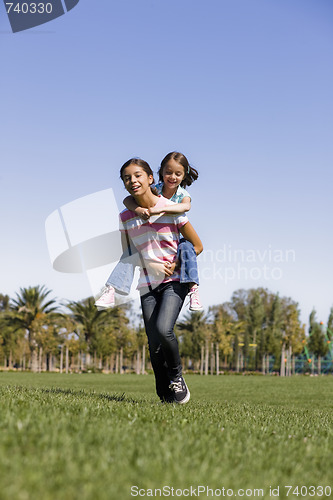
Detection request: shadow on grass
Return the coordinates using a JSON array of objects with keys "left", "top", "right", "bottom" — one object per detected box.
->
[{"left": 39, "top": 387, "right": 140, "bottom": 404}]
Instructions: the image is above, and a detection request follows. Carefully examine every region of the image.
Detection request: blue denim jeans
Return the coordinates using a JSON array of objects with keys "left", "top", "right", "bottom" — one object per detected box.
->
[
  {"left": 107, "top": 238, "right": 199, "bottom": 294},
  {"left": 177, "top": 238, "right": 199, "bottom": 285},
  {"left": 106, "top": 245, "right": 139, "bottom": 295},
  {"left": 140, "top": 281, "right": 188, "bottom": 401}
]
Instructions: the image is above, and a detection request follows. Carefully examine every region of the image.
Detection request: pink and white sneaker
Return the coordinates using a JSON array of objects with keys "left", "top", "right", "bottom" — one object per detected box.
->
[
  {"left": 94, "top": 285, "right": 115, "bottom": 309},
  {"left": 188, "top": 284, "right": 203, "bottom": 311}
]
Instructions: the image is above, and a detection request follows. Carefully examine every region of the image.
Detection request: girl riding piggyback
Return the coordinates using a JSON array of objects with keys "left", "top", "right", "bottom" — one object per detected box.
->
[{"left": 95, "top": 151, "right": 202, "bottom": 311}]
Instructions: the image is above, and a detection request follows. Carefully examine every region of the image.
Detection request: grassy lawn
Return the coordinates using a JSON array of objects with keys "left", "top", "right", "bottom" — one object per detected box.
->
[{"left": 0, "top": 373, "right": 332, "bottom": 500}]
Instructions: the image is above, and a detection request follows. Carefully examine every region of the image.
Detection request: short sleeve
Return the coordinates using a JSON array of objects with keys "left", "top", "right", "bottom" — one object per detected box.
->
[
  {"left": 174, "top": 212, "right": 188, "bottom": 229},
  {"left": 180, "top": 186, "right": 191, "bottom": 200},
  {"left": 119, "top": 211, "right": 127, "bottom": 232},
  {"left": 172, "top": 185, "right": 191, "bottom": 203}
]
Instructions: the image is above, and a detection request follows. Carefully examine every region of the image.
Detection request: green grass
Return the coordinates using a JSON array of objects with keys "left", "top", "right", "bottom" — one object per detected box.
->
[{"left": 0, "top": 373, "right": 332, "bottom": 500}]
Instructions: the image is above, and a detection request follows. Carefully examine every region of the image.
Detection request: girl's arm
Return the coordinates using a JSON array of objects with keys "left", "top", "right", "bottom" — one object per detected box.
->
[
  {"left": 123, "top": 196, "right": 150, "bottom": 220},
  {"left": 179, "top": 221, "right": 203, "bottom": 255},
  {"left": 149, "top": 196, "right": 191, "bottom": 216}
]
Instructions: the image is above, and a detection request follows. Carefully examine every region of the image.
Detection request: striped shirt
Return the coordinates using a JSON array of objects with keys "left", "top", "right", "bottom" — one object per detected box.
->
[{"left": 119, "top": 196, "right": 188, "bottom": 290}]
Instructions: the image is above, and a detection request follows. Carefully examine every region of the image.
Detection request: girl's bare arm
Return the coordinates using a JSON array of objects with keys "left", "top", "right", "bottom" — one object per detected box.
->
[
  {"left": 179, "top": 221, "right": 203, "bottom": 255},
  {"left": 167, "top": 221, "right": 203, "bottom": 276},
  {"left": 124, "top": 196, "right": 150, "bottom": 219},
  {"left": 149, "top": 196, "right": 191, "bottom": 216}
]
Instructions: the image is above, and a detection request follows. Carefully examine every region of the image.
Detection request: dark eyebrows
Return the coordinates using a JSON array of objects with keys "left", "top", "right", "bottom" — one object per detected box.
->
[{"left": 123, "top": 169, "right": 143, "bottom": 180}]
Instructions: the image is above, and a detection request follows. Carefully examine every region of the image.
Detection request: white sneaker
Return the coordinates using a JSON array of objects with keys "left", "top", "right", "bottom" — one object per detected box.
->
[
  {"left": 189, "top": 285, "right": 203, "bottom": 311},
  {"left": 94, "top": 285, "right": 115, "bottom": 308}
]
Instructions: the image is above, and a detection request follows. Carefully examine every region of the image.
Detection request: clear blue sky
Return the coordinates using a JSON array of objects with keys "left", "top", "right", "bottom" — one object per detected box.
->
[{"left": 1, "top": 0, "right": 332, "bottom": 327}]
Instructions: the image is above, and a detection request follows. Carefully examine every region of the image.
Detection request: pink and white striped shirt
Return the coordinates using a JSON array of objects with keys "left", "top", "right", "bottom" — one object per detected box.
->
[{"left": 119, "top": 196, "right": 188, "bottom": 290}]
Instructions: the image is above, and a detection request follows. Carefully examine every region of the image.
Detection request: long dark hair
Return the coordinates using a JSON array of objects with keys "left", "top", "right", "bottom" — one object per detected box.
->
[
  {"left": 120, "top": 158, "right": 159, "bottom": 195},
  {"left": 158, "top": 152, "right": 199, "bottom": 187}
]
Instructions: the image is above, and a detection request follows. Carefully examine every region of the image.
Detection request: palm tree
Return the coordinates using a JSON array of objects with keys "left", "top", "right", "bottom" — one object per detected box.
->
[
  {"left": 9, "top": 285, "right": 58, "bottom": 372},
  {"left": 66, "top": 298, "right": 132, "bottom": 371},
  {"left": 66, "top": 297, "right": 108, "bottom": 369}
]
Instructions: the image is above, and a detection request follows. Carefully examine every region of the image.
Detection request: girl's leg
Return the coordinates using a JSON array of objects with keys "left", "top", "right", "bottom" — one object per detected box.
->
[
  {"left": 106, "top": 251, "right": 136, "bottom": 295},
  {"left": 140, "top": 281, "right": 188, "bottom": 401},
  {"left": 140, "top": 288, "right": 173, "bottom": 401},
  {"left": 177, "top": 238, "right": 200, "bottom": 286},
  {"left": 95, "top": 249, "right": 138, "bottom": 308},
  {"left": 177, "top": 239, "right": 202, "bottom": 311}
]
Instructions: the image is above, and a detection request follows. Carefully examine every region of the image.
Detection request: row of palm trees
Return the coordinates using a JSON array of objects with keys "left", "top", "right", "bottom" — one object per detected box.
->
[
  {"left": 0, "top": 286, "right": 137, "bottom": 373},
  {"left": 0, "top": 285, "right": 332, "bottom": 374}
]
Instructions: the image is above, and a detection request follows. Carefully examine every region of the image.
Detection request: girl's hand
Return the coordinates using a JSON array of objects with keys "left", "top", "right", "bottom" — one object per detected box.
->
[
  {"left": 147, "top": 262, "right": 166, "bottom": 277},
  {"left": 148, "top": 206, "right": 164, "bottom": 216},
  {"left": 146, "top": 261, "right": 177, "bottom": 278},
  {"left": 135, "top": 207, "right": 150, "bottom": 220},
  {"left": 164, "top": 261, "right": 177, "bottom": 277}
]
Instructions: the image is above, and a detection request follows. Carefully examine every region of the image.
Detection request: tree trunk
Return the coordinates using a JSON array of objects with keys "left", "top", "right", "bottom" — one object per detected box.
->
[
  {"left": 59, "top": 346, "right": 63, "bottom": 374},
  {"left": 136, "top": 349, "right": 141, "bottom": 375},
  {"left": 200, "top": 345, "right": 204, "bottom": 375},
  {"left": 280, "top": 343, "right": 285, "bottom": 377},
  {"left": 30, "top": 348, "right": 38, "bottom": 373},
  {"left": 285, "top": 347, "right": 290, "bottom": 376},
  {"left": 236, "top": 353, "right": 240, "bottom": 373},
  {"left": 205, "top": 339, "right": 209, "bottom": 376},
  {"left": 110, "top": 353, "right": 115, "bottom": 373},
  {"left": 49, "top": 353, "right": 53, "bottom": 372},
  {"left": 240, "top": 352, "right": 244, "bottom": 371},
  {"left": 266, "top": 354, "right": 270, "bottom": 375},
  {"left": 210, "top": 342, "right": 214, "bottom": 375},
  {"left": 65, "top": 345, "right": 69, "bottom": 373},
  {"left": 216, "top": 344, "right": 219, "bottom": 375},
  {"left": 120, "top": 347, "right": 124, "bottom": 374},
  {"left": 318, "top": 355, "right": 321, "bottom": 375},
  {"left": 9, "top": 350, "right": 13, "bottom": 369},
  {"left": 142, "top": 344, "right": 146, "bottom": 374},
  {"left": 262, "top": 353, "right": 266, "bottom": 375},
  {"left": 38, "top": 346, "right": 42, "bottom": 373}
]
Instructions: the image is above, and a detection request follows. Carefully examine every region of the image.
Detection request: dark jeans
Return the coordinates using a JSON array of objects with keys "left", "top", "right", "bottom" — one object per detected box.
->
[{"left": 140, "top": 281, "right": 188, "bottom": 401}]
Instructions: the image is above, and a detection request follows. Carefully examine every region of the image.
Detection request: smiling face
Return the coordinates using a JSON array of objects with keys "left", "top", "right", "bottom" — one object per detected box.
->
[
  {"left": 161, "top": 158, "right": 186, "bottom": 191},
  {"left": 122, "top": 163, "right": 154, "bottom": 197}
]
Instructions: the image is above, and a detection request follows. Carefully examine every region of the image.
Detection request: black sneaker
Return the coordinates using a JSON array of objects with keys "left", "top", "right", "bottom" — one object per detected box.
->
[
  {"left": 169, "top": 376, "right": 190, "bottom": 404},
  {"left": 160, "top": 395, "right": 176, "bottom": 404}
]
